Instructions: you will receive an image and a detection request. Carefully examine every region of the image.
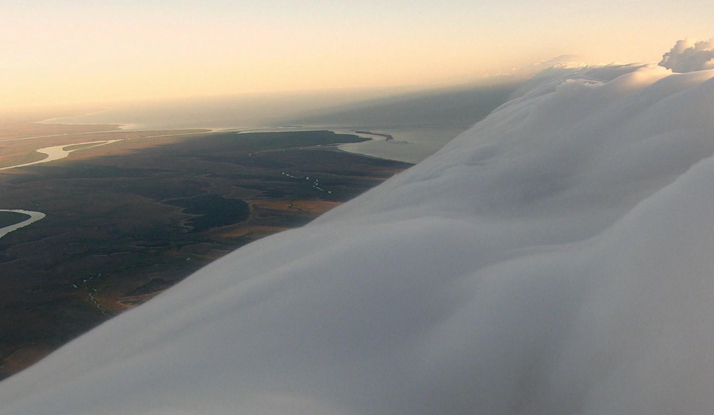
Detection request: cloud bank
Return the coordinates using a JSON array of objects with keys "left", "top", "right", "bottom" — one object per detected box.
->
[
  {"left": 660, "top": 38, "right": 714, "bottom": 72},
  {"left": 2, "top": 48, "right": 714, "bottom": 414}
]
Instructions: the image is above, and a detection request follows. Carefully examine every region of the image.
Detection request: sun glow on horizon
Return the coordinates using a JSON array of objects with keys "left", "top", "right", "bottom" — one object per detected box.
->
[{"left": 2, "top": 0, "right": 713, "bottom": 110}]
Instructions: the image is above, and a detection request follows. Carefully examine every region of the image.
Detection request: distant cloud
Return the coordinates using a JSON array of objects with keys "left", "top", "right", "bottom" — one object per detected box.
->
[
  {"left": 531, "top": 54, "right": 588, "bottom": 70},
  {"left": 659, "top": 38, "right": 714, "bottom": 72},
  {"left": 481, "top": 55, "right": 588, "bottom": 80}
]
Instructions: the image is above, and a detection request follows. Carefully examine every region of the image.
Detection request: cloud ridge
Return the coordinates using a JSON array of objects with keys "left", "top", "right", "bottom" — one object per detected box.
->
[{"left": 2, "top": 50, "right": 714, "bottom": 415}]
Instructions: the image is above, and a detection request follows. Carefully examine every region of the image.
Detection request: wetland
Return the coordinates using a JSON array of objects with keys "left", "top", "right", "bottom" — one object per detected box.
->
[{"left": 0, "top": 128, "right": 411, "bottom": 380}]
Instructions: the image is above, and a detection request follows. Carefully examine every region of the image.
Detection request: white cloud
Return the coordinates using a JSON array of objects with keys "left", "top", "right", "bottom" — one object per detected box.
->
[
  {"left": 481, "top": 54, "right": 589, "bottom": 79},
  {"left": 660, "top": 38, "right": 714, "bottom": 72},
  {"left": 2, "top": 52, "right": 714, "bottom": 414}
]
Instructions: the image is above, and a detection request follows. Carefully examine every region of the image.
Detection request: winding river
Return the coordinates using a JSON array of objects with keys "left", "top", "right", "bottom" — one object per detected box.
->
[
  {"left": 0, "top": 140, "right": 121, "bottom": 171},
  {"left": 0, "top": 210, "right": 46, "bottom": 239}
]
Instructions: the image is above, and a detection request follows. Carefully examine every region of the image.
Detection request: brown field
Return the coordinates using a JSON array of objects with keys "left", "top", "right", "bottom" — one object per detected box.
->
[{"left": 0, "top": 124, "right": 411, "bottom": 380}]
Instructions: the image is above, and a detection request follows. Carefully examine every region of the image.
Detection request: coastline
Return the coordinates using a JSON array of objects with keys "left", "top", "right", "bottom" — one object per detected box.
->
[
  {"left": 3, "top": 108, "right": 415, "bottom": 172},
  {"left": 37, "top": 112, "right": 429, "bottom": 164}
]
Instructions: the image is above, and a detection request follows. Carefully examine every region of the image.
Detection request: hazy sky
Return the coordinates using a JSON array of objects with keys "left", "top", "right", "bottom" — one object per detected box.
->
[{"left": 2, "top": 0, "right": 712, "bottom": 109}]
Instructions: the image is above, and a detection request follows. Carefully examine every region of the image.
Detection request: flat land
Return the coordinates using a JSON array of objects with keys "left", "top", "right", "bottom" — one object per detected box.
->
[
  {"left": 0, "top": 127, "right": 411, "bottom": 380},
  {"left": 0, "top": 212, "right": 31, "bottom": 228},
  {"left": 0, "top": 126, "right": 207, "bottom": 169}
]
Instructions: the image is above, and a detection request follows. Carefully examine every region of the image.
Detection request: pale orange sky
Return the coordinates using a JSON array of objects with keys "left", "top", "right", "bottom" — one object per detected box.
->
[{"left": 2, "top": 0, "right": 713, "bottom": 110}]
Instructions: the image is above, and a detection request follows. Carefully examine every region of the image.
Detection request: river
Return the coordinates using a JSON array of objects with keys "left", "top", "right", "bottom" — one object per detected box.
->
[
  {"left": 0, "top": 210, "right": 46, "bottom": 239},
  {"left": 0, "top": 140, "right": 121, "bottom": 171}
]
